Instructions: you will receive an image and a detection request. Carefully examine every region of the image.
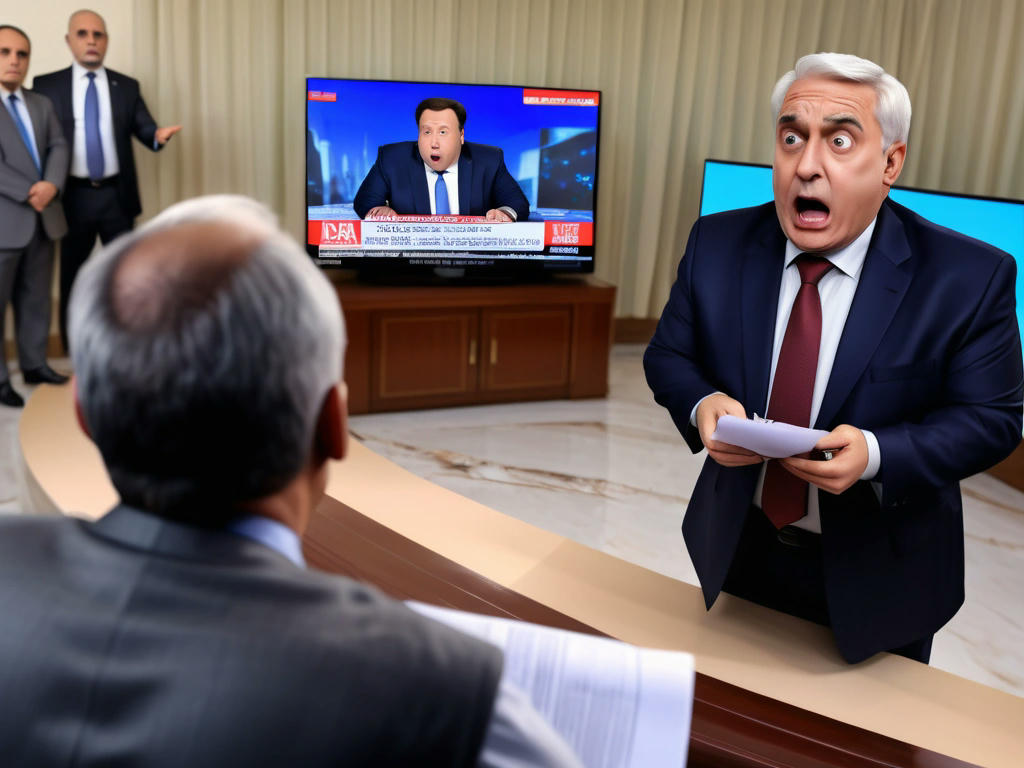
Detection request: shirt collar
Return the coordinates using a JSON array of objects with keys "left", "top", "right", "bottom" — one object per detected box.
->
[
  {"left": 72, "top": 60, "right": 107, "bottom": 82},
  {"left": 2, "top": 87, "right": 26, "bottom": 105},
  {"left": 226, "top": 515, "right": 306, "bottom": 568},
  {"left": 783, "top": 215, "right": 878, "bottom": 280},
  {"left": 423, "top": 160, "right": 460, "bottom": 177}
]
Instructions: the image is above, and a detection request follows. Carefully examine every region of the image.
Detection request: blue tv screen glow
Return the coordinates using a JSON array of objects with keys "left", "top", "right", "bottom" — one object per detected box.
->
[{"left": 700, "top": 159, "right": 1024, "bottom": 351}]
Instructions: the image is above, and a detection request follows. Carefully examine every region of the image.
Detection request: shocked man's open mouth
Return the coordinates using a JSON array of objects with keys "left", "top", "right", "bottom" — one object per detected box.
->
[{"left": 795, "top": 196, "right": 830, "bottom": 227}]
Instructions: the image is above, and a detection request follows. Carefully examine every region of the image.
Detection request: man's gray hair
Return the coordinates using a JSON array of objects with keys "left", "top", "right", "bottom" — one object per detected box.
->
[
  {"left": 68, "top": 195, "right": 345, "bottom": 522},
  {"left": 770, "top": 52, "right": 911, "bottom": 150}
]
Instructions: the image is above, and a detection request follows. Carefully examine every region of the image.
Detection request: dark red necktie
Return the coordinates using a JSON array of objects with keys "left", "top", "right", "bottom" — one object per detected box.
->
[{"left": 761, "top": 255, "right": 834, "bottom": 528}]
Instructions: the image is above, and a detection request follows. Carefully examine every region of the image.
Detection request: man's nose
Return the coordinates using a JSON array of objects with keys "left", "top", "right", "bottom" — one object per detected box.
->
[{"left": 795, "top": 139, "right": 824, "bottom": 180}]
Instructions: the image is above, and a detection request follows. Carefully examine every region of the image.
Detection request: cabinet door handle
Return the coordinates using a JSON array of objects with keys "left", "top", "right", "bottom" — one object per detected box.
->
[
  {"left": 490, "top": 338, "right": 498, "bottom": 366},
  {"left": 469, "top": 339, "right": 477, "bottom": 366}
]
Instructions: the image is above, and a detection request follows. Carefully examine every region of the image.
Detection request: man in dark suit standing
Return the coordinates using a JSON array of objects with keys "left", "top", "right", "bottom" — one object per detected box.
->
[
  {"left": 354, "top": 97, "right": 530, "bottom": 222},
  {"left": 645, "top": 53, "right": 1023, "bottom": 664},
  {"left": 0, "top": 195, "right": 581, "bottom": 767},
  {"left": 33, "top": 8, "right": 181, "bottom": 353},
  {"left": 0, "top": 25, "right": 69, "bottom": 408}
]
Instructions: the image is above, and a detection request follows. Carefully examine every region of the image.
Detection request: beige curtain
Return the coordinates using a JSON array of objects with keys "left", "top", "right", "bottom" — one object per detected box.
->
[{"left": 131, "top": 0, "right": 1024, "bottom": 318}]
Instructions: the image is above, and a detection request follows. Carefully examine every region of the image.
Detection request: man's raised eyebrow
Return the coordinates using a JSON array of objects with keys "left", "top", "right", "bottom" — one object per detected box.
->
[
  {"left": 825, "top": 114, "right": 863, "bottom": 131},
  {"left": 778, "top": 113, "right": 799, "bottom": 126}
]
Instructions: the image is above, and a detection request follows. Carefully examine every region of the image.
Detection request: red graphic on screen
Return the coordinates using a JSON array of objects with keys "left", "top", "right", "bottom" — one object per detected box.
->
[{"left": 523, "top": 89, "right": 599, "bottom": 107}]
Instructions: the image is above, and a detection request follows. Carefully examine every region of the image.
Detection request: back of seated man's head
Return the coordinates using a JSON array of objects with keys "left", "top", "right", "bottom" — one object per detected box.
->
[{"left": 68, "top": 195, "right": 345, "bottom": 525}]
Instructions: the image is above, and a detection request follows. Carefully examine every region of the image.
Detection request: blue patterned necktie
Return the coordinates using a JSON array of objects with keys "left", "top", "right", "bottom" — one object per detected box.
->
[
  {"left": 6, "top": 95, "right": 41, "bottom": 176},
  {"left": 85, "top": 72, "right": 105, "bottom": 181},
  {"left": 434, "top": 170, "right": 450, "bottom": 215}
]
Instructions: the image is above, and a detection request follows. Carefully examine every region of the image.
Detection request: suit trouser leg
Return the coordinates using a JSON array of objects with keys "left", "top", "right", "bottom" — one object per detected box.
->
[
  {"left": 0, "top": 248, "right": 21, "bottom": 384},
  {"left": 721, "top": 506, "right": 934, "bottom": 664},
  {"left": 60, "top": 183, "right": 132, "bottom": 353},
  {"left": 11, "top": 229, "right": 54, "bottom": 373},
  {"left": 59, "top": 227, "right": 98, "bottom": 354}
]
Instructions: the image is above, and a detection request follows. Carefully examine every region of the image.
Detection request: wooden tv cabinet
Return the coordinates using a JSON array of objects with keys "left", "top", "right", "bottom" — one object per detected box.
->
[{"left": 331, "top": 276, "right": 615, "bottom": 414}]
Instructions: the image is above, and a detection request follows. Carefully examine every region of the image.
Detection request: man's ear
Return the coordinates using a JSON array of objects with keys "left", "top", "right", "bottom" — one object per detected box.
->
[
  {"left": 883, "top": 142, "right": 907, "bottom": 187},
  {"left": 71, "top": 375, "right": 92, "bottom": 439},
  {"left": 315, "top": 382, "right": 348, "bottom": 462}
]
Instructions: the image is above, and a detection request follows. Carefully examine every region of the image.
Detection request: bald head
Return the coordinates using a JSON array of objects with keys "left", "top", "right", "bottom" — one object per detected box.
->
[
  {"left": 66, "top": 9, "right": 107, "bottom": 69},
  {"left": 112, "top": 220, "right": 262, "bottom": 333}
]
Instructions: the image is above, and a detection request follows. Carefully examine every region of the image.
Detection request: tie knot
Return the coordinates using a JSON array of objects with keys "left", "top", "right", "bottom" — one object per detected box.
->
[
  {"left": 9, "top": 94, "right": 17, "bottom": 103},
  {"left": 87, "top": 72, "right": 96, "bottom": 80},
  {"left": 435, "top": 170, "right": 445, "bottom": 176},
  {"left": 795, "top": 255, "right": 833, "bottom": 286}
]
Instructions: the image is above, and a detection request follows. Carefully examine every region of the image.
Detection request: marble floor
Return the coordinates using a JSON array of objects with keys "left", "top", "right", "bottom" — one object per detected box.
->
[
  {"left": 348, "top": 345, "right": 1024, "bottom": 700},
  {"left": 4, "top": 346, "right": 1023, "bottom": 699}
]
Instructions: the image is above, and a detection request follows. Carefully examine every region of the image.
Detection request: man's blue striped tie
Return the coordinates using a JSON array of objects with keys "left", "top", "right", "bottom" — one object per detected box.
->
[
  {"left": 434, "top": 171, "right": 450, "bottom": 215},
  {"left": 6, "top": 95, "right": 41, "bottom": 176},
  {"left": 85, "top": 72, "right": 105, "bottom": 181}
]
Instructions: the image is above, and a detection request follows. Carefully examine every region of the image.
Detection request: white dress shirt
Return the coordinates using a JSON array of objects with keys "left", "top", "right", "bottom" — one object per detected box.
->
[
  {"left": 1, "top": 88, "right": 40, "bottom": 168},
  {"left": 69, "top": 61, "right": 119, "bottom": 179},
  {"left": 692, "top": 218, "right": 882, "bottom": 533},
  {"left": 424, "top": 160, "right": 460, "bottom": 214},
  {"left": 228, "top": 514, "right": 582, "bottom": 767}
]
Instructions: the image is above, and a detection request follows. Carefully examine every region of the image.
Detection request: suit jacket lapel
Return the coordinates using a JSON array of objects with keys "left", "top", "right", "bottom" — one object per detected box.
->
[
  {"left": 815, "top": 200, "right": 913, "bottom": 428},
  {"left": 107, "top": 69, "right": 123, "bottom": 121},
  {"left": 57, "top": 67, "right": 74, "bottom": 126},
  {"left": 408, "top": 144, "right": 431, "bottom": 214},
  {"left": 25, "top": 93, "right": 46, "bottom": 164},
  {"left": 458, "top": 148, "right": 472, "bottom": 215},
  {"left": 741, "top": 214, "right": 787, "bottom": 414}
]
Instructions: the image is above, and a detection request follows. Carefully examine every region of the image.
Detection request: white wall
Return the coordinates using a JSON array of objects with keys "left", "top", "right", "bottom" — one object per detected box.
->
[{"left": 10, "top": 0, "right": 135, "bottom": 84}]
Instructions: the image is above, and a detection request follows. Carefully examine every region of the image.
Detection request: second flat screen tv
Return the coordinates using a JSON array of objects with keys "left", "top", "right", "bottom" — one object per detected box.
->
[{"left": 306, "top": 77, "right": 600, "bottom": 279}]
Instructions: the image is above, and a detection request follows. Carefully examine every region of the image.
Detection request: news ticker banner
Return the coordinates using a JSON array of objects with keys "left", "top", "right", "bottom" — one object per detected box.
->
[{"left": 310, "top": 216, "right": 593, "bottom": 257}]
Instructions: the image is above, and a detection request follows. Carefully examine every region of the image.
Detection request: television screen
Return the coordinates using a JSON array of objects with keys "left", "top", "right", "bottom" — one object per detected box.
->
[
  {"left": 306, "top": 77, "right": 600, "bottom": 278},
  {"left": 700, "top": 159, "right": 1024, "bottom": 351}
]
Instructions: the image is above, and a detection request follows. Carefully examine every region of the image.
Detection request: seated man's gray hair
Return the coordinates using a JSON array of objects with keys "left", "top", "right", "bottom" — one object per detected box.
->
[{"left": 68, "top": 195, "right": 345, "bottom": 523}]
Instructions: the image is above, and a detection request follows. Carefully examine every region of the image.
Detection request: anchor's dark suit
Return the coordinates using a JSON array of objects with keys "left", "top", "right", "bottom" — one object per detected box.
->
[{"left": 353, "top": 141, "right": 529, "bottom": 222}]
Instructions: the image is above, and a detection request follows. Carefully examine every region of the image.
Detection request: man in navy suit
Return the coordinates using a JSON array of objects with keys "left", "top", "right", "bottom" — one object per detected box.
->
[
  {"left": 645, "top": 53, "right": 1023, "bottom": 664},
  {"left": 353, "top": 97, "right": 530, "bottom": 223},
  {"left": 33, "top": 8, "right": 181, "bottom": 353}
]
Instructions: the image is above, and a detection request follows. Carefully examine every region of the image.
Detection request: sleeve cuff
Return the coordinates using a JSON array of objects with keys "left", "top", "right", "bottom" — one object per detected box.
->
[
  {"left": 860, "top": 429, "right": 881, "bottom": 480},
  {"left": 689, "top": 392, "right": 723, "bottom": 427}
]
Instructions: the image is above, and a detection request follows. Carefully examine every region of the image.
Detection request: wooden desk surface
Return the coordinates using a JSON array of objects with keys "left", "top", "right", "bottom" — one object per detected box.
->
[{"left": 20, "top": 384, "right": 1024, "bottom": 767}]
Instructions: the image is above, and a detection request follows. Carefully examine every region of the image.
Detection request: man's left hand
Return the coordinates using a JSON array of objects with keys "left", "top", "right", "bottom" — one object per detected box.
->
[
  {"left": 780, "top": 424, "right": 868, "bottom": 494},
  {"left": 485, "top": 208, "right": 513, "bottom": 222},
  {"left": 27, "top": 181, "right": 58, "bottom": 212},
  {"left": 155, "top": 125, "right": 183, "bottom": 145}
]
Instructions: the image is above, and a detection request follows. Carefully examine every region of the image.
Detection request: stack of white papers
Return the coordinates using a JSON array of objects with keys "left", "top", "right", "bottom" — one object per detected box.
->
[
  {"left": 711, "top": 414, "right": 828, "bottom": 458},
  {"left": 410, "top": 601, "right": 696, "bottom": 768}
]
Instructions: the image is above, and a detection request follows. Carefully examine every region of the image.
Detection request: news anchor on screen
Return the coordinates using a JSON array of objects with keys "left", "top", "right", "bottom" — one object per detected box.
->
[{"left": 353, "top": 97, "right": 529, "bottom": 223}]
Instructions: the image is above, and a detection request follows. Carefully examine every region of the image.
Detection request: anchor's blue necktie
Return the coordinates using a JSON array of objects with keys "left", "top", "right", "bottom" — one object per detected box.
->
[
  {"left": 6, "top": 95, "right": 41, "bottom": 175},
  {"left": 85, "top": 72, "right": 105, "bottom": 181},
  {"left": 434, "top": 170, "right": 450, "bottom": 215}
]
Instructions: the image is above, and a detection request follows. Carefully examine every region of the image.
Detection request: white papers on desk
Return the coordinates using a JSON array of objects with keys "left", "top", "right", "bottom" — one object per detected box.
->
[
  {"left": 409, "top": 601, "right": 695, "bottom": 768},
  {"left": 711, "top": 414, "right": 828, "bottom": 458}
]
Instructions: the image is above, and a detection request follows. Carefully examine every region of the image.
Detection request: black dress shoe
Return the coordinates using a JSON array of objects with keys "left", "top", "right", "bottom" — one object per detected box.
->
[
  {"left": 0, "top": 381, "right": 25, "bottom": 408},
  {"left": 22, "top": 365, "right": 70, "bottom": 385}
]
